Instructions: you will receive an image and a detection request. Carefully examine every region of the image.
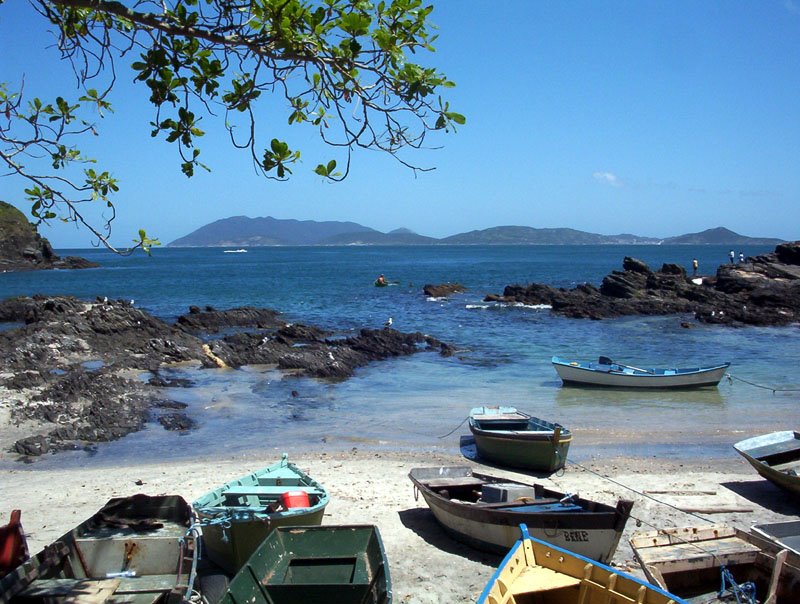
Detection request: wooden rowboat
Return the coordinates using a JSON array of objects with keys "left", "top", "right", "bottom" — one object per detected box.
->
[
  {"left": 219, "top": 525, "right": 391, "bottom": 604},
  {"left": 408, "top": 466, "right": 632, "bottom": 563},
  {"left": 733, "top": 431, "right": 800, "bottom": 496},
  {"left": 630, "top": 525, "right": 800, "bottom": 603},
  {"left": 468, "top": 406, "right": 571, "bottom": 472},
  {"left": 478, "top": 524, "right": 685, "bottom": 604},
  {"left": 552, "top": 356, "right": 730, "bottom": 388},
  {"left": 0, "top": 494, "right": 197, "bottom": 604},
  {"left": 192, "top": 454, "right": 329, "bottom": 575}
]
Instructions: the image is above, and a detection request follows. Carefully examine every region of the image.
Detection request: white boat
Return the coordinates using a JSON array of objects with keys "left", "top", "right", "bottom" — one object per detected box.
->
[
  {"left": 552, "top": 356, "right": 730, "bottom": 388},
  {"left": 733, "top": 431, "right": 800, "bottom": 495},
  {"left": 408, "top": 466, "right": 632, "bottom": 563},
  {"left": 223, "top": 249, "right": 248, "bottom": 253}
]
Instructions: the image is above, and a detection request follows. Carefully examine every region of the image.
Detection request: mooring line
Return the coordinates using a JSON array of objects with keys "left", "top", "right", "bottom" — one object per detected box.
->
[{"left": 727, "top": 373, "right": 800, "bottom": 393}]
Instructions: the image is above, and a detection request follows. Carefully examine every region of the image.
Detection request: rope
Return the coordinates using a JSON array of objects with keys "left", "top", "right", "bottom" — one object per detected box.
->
[
  {"left": 565, "top": 460, "right": 716, "bottom": 525},
  {"left": 437, "top": 416, "right": 470, "bottom": 439},
  {"left": 727, "top": 373, "right": 800, "bottom": 393}
]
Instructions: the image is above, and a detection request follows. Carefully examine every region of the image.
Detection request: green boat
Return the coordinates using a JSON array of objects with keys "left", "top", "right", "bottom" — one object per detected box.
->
[
  {"left": 0, "top": 494, "right": 197, "bottom": 604},
  {"left": 468, "top": 406, "right": 572, "bottom": 472},
  {"left": 219, "top": 525, "right": 391, "bottom": 604},
  {"left": 192, "top": 455, "right": 329, "bottom": 575}
]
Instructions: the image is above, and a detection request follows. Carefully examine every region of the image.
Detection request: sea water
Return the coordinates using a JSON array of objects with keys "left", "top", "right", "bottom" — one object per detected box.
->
[{"left": 1, "top": 244, "right": 799, "bottom": 469}]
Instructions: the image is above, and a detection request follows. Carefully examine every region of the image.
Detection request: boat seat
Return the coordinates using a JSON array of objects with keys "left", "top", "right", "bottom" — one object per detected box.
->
[
  {"left": 18, "top": 578, "right": 121, "bottom": 604},
  {"left": 509, "top": 564, "right": 580, "bottom": 595},
  {"left": 222, "top": 485, "right": 324, "bottom": 498},
  {"left": 422, "top": 477, "right": 485, "bottom": 489},
  {"left": 747, "top": 440, "right": 800, "bottom": 461}
]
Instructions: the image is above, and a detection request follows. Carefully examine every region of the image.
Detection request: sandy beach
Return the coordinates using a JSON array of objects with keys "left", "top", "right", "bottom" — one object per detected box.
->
[{"left": 1, "top": 444, "right": 796, "bottom": 603}]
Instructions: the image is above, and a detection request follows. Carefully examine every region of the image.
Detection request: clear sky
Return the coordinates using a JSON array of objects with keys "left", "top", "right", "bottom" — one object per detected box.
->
[{"left": 1, "top": 1, "right": 799, "bottom": 248}]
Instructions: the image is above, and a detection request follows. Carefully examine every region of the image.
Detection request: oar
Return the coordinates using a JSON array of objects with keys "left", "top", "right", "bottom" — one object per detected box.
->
[{"left": 601, "top": 357, "right": 654, "bottom": 374}]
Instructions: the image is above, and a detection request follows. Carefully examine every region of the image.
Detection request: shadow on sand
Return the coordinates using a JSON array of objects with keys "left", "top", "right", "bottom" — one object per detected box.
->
[
  {"left": 396, "top": 507, "right": 500, "bottom": 566},
  {"left": 722, "top": 479, "right": 800, "bottom": 514}
]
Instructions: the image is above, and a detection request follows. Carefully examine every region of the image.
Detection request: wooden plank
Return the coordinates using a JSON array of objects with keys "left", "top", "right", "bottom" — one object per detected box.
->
[
  {"left": 422, "top": 477, "right": 485, "bottom": 489},
  {"left": 222, "top": 485, "right": 323, "bottom": 497},
  {"left": 675, "top": 506, "right": 753, "bottom": 514},
  {"left": 764, "top": 549, "right": 787, "bottom": 604}
]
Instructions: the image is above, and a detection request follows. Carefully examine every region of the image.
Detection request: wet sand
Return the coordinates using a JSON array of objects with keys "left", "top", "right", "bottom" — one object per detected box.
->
[{"left": 1, "top": 448, "right": 796, "bottom": 603}]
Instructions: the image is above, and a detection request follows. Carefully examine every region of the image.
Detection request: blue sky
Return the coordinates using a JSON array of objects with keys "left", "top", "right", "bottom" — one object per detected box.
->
[{"left": 1, "top": 1, "right": 799, "bottom": 248}]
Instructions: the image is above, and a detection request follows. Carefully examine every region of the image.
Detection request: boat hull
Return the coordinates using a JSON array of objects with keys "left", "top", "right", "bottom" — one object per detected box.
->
[
  {"left": 733, "top": 431, "right": 800, "bottom": 495},
  {"left": 479, "top": 524, "right": 685, "bottom": 604},
  {"left": 220, "top": 525, "right": 391, "bottom": 604},
  {"left": 469, "top": 407, "right": 571, "bottom": 472},
  {"left": 552, "top": 357, "right": 730, "bottom": 388},
  {"left": 409, "top": 466, "right": 631, "bottom": 563},
  {"left": 193, "top": 455, "right": 329, "bottom": 575}
]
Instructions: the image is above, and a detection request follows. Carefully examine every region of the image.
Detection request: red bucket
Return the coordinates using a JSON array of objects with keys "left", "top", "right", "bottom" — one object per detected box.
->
[{"left": 280, "top": 490, "right": 310, "bottom": 509}]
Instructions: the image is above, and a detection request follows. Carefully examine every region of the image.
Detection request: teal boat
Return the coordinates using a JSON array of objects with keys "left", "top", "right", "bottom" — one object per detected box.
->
[
  {"left": 192, "top": 455, "right": 329, "bottom": 575},
  {"left": 479, "top": 524, "right": 685, "bottom": 604},
  {"left": 468, "top": 406, "right": 571, "bottom": 472},
  {"left": 0, "top": 495, "right": 197, "bottom": 604},
  {"left": 219, "top": 525, "right": 391, "bottom": 604}
]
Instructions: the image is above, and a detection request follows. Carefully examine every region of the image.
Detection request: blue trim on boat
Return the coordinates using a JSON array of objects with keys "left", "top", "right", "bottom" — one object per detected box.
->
[{"left": 477, "top": 524, "right": 689, "bottom": 604}]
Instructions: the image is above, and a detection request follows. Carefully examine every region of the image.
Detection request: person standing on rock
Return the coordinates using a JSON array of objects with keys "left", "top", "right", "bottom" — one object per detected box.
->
[
  {"left": 739, "top": 252, "right": 745, "bottom": 263},
  {"left": 692, "top": 258, "right": 699, "bottom": 275},
  {"left": 729, "top": 250, "right": 735, "bottom": 264}
]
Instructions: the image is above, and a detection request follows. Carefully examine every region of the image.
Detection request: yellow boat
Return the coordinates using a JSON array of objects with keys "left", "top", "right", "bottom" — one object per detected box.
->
[{"left": 478, "top": 524, "right": 685, "bottom": 604}]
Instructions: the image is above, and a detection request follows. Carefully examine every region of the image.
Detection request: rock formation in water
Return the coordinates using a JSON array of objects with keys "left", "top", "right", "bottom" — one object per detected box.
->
[
  {"left": 423, "top": 283, "right": 466, "bottom": 298},
  {"left": 0, "top": 201, "right": 99, "bottom": 272},
  {"left": 0, "top": 296, "right": 453, "bottom": 458},
  {"left": 485, "top": 241, "right": 800, "bottom": 327}
]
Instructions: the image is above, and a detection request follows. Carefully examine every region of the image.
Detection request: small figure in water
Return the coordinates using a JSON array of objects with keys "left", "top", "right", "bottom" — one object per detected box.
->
[{"left": 375, "top": 274, "right": 387, "bottom": 286}]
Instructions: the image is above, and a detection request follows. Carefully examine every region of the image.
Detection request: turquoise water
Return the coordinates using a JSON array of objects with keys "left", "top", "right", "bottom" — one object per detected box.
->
[{"left": 2, "top": 244, "right": 799, "bottom": 468}]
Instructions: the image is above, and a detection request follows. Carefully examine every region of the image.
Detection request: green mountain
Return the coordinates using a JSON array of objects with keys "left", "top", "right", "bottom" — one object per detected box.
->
[
  {"left": 662, "top": 227, "right": 783, "bottom": 246},
  {"left": 167, "top": 217, "right": 788, "bottom": 247},
  {"left": 440, "top": 226, "right": 659, "bottom": 245}
]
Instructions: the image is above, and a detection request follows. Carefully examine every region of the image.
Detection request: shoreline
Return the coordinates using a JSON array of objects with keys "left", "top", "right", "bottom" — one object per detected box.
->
[{"left": 1, "top": 449, "right": 794, "bottom": 603}]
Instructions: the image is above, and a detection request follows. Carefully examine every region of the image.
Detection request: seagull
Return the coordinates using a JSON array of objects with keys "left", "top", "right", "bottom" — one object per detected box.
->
[{"left": 384, "top": 317, "right": 393, "bottom": 327}]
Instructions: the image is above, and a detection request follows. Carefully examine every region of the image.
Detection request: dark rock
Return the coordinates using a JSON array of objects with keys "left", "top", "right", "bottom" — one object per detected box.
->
[
  {"left": 157, "top": 413, "right": 196, "bottom": 431},
  {"left": 487, "top": 241, "right": 800, "bottom": 326},
  {"left": 423, "top": 283, "right": 466, "bottom": 298},
  {"left": 0, "top": 201, "right": 99, "bottom": 272},
  {"left": 1, "top": 294, "right": 454, "bottom": 456},
  {"left": 175, "top": 306, "right": 284, "bottom": 333}
]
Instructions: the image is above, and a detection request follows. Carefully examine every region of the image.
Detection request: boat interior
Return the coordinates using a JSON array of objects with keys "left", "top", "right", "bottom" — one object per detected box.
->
[
  {"left": 747, "top": 434, "right": 800, "bottom": 470},
  {"left": 0, "top": 496, "right": 195, "bottom": 604}
]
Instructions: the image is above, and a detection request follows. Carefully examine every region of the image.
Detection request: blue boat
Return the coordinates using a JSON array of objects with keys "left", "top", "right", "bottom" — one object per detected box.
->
[
  {"left": 479, "top": 524, "right": 686, "bottom": 604},
  {"left": 552, "top": 356, "right": 730, "bottom": 389}
]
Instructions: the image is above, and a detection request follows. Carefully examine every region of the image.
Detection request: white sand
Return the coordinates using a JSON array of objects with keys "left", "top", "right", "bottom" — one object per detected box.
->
[{"left": 0, "top": 448, "right": 794, "bottom": 603}]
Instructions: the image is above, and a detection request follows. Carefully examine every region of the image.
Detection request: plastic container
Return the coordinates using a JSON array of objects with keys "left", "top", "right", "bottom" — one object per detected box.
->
[{"left": 280, "top": 490, "right": 310, "bottom": 509}]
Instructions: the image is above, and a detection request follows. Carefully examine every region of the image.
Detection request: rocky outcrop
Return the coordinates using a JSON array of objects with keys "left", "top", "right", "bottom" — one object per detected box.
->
[
  {"left": 486, "top": 242, "right": 800, "bottom": 326},
  {"left": 0, "top": 296, "right": 453, "bottom": 457},
  {"left": 423, "top": 283, "right": 466, "bottom": 298},
  {"left": 0, "top": 201, "right": 98, "bottom": 272}
]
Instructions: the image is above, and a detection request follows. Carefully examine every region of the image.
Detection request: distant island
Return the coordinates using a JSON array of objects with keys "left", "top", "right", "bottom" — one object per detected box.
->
[{"left": 168, "top": 217, "right": 786, "bottom": 248}]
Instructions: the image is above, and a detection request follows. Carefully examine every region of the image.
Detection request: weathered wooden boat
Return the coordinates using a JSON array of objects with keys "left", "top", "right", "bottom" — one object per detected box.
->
[
  {"left": 630, "top": 525, "right": 800, "bottom": 603},
  {"left": 0, "top": 494, "right": 197, "bottom": 604},
  {"left": 479, "top": 524, "right": 685, "bottom": 604},
  {"left": 733, "top": 431, "right": 800, "bottom": 495},
  {"left": 752, "top": 520, "right": 800, "bottom": 555},
  {"left": 0, "top": 511, "right": 28, "bottom": 579},
  {"left": 468, "top": 406, "right": 571, "bottom": 472},
  {"left": 192, "top": 454, "right": 329, "bottom": 575},
  {"left": 552, "top": 356, "right": 730, "bottom": 388},
  {"left": 218, "top": 525, "right": 391, "bottom": 604},
  {"left": 408, "top": 466, "right": 632, "bottom": 562}
]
